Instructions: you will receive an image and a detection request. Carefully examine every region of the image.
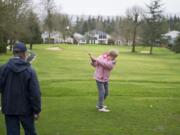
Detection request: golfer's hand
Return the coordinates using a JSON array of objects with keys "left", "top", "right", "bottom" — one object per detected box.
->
[
  {"left": 88, "top": 53, "right": 96, "bottom": 62},
  {"left": 91, "top": 57, "right": 96, "bottom": 63},
  {"left": 34, "top": 114, "right": 40, "bottom": 120},
  {"left": 88, "top": 53, "right": 92, "bottom": 58}
]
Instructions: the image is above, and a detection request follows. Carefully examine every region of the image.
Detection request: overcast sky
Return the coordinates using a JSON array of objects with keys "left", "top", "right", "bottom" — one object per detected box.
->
[{"left": 34, "top": 0, "right": 180, "bottom": 16}]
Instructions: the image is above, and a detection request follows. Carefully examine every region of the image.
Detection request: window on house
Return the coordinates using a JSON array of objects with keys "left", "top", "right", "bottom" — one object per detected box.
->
[
  {"left": 99, "top": 34, "right": 107, "bottom": 39},
  {"left": 99, "top": 35, "right": 102, "bottom": 39}
]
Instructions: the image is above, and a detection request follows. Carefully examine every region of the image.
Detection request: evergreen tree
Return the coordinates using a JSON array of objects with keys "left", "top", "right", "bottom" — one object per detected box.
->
[
  {"left": 143, "top": 0, "right": 164, "bottom": 54},
  {"left": 172, "top": 35, "right": 180, "bottom": 53}
]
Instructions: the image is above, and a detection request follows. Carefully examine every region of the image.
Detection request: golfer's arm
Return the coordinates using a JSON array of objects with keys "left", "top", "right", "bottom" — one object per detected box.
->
[
  {"left": 96, "top": 59, "right": 114, "bottom": 70},
  {"left": 91, "top": 61, "right": 97, "bottom": 67}
]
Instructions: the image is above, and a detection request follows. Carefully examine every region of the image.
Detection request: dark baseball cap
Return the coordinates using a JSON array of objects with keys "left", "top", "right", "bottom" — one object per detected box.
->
[{"left": 13, "top": 42, "right": 27, "bottom": 52}]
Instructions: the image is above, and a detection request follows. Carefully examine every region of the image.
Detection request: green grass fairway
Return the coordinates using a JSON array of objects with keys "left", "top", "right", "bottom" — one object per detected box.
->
[{"left": 0, "top": 44, "right": 180, "bottom": 135}]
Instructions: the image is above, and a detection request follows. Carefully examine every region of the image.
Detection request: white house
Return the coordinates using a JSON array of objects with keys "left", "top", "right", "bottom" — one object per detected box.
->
[
  {"left": 162, "top": 31, "right": 180, "bottom": 45},
  {"left": 112, "top": 35, "right": 127, "bottom": 45},
  {"left": 41, "top": 31, "right": 64, "bottom": 44},
  {"left": 64, "top": 37, "right": 74, "bottom": 44},
  {"left": 73, "top": 33, "right": 87, "bottom": 44},
  {"left": 85, "top": 30, "right": 111, "bottom": 44}
]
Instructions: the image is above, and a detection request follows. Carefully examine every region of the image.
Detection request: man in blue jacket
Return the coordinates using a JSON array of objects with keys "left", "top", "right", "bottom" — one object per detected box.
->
[{"left": 0, "top": 42, "right": 41, "bottom": 135}]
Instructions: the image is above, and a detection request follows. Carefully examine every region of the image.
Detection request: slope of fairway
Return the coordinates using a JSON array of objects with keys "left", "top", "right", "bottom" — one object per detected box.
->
[{"left": 0, "top": 44, "right": 180, "bottom": 135}]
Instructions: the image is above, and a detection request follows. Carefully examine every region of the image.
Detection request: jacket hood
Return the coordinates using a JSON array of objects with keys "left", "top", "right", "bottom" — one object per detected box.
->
[{"left": 7, "top": 58, "right": 30, "bottom": 73}]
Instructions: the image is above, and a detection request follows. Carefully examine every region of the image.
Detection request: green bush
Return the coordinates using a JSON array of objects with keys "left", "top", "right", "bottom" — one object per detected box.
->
[
  {"left": 172, "top": 36, "right": 180, "bottom": 53},
  {"left": 0, "top": 43, "right": 7, "bottom": 54}
]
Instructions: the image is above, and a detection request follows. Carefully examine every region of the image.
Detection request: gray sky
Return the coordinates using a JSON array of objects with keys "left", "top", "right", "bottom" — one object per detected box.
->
[{"left": 34, "top": 0, "right": 180, "bottom": 16}]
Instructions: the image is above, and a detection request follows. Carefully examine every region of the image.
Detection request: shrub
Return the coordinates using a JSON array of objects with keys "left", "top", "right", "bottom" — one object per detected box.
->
[
  {"left": 172, "top": 36, "right": 180, "bottom": 53},
  {"left": 0, "top": 43, "right": 7, "bottom": 54}
]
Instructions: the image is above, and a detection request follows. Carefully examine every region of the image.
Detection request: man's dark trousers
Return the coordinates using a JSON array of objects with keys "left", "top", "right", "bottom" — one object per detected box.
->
[{"left": 5, "top": 115, "right": 37, "bottom": 135}]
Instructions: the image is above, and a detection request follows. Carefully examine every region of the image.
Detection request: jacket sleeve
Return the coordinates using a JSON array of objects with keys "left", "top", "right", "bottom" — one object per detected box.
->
[
  {"left": 29, "top": 69, "right": 41, "bottom": 114},
  {"left": 91, "top": 61, "right": 97, "bottom": 67},
  {"left": 0, "top": 64, "right": 6, "bottom": 93},
  {"left": 0, "top": 73, "right": 2, "bottom": 93},
  {"left": 96, "top": 58, "right": 116, "bottom": 70}
]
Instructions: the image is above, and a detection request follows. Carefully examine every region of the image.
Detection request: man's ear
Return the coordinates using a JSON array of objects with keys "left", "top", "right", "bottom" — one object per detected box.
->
[{"left": 20, "top": 52, "right": 26, "bottom": 60}]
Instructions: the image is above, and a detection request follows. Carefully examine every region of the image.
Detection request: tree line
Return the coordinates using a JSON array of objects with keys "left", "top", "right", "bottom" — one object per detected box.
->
[{"left": 0, "top": 0, "right": 180, "bottom": 54}]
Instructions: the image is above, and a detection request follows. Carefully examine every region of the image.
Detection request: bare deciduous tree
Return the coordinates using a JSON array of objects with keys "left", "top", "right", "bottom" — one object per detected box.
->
[
  {"left": 126, "top": 5, "right": 144, "bottom": 52},
  {"left": 41, "top": 0, "right": 55, "bottom": 43}
]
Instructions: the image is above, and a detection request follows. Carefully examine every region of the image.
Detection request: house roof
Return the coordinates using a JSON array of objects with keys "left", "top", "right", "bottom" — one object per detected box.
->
[
  {"left": 73, "top": 33, "right": 84, "bottom": 40},
  {"left": 162, "top": 31, "right": 180, "bottom": 39},
  {"left": 85, "top": 30, "right": 111, "bottom": 39},
  {"left": 87, "top": 30, "right": 108, "bottom": 35},
  {"left": 41, "top": 31, "right": 63, "bottom": 39}
]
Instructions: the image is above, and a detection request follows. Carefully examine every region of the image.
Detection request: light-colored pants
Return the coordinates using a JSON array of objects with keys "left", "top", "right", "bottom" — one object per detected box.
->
[{"left": 96, "top": 80, "right": 109, "bottom": 109}]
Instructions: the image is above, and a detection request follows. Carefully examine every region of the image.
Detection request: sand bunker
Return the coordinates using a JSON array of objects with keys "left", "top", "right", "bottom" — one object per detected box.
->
[
  {"left": 140, "top": 51, "right": 150, "bottom": 54},
  {"left": 46, "top": 47, "right": 62, "bottom": 51}
]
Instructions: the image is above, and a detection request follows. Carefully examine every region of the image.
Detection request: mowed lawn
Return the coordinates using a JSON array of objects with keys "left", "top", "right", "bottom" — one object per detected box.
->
[{"left": 0, "top": 44, "right": 180, "bottom": 135}]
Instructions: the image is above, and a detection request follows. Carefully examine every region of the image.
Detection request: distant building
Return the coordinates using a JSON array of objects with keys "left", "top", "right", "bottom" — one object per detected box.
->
[
  {"left": 73, "top": 33, "right": 87, "bottom": 44},
  {"left": 113, "top": 36, "right": 127, "bottom": 45},
  {"left": 41, "top": 31, "right": 63, "bottom": 44},
  {"left": 112, "top": 36, "right": 134, "bottom": 46},
  {"left": 85, "top": 30, "right": 111, "bottom": 44},
  {"left": 64, "top": 37, "right": 74, "bottom": 44},
  {"left": 162, "top": 30, "right": 180, "bottom": 45}
]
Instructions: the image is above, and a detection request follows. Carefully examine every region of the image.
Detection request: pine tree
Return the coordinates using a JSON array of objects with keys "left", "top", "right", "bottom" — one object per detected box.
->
[{"left": 143, "top": 0, "right": 164, "bottom": 54}]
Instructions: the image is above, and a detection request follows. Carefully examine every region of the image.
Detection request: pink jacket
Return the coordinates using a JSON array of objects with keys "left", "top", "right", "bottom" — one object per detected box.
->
[{"left": 91, "top": 53, "right": 116, "bottom": 82}]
